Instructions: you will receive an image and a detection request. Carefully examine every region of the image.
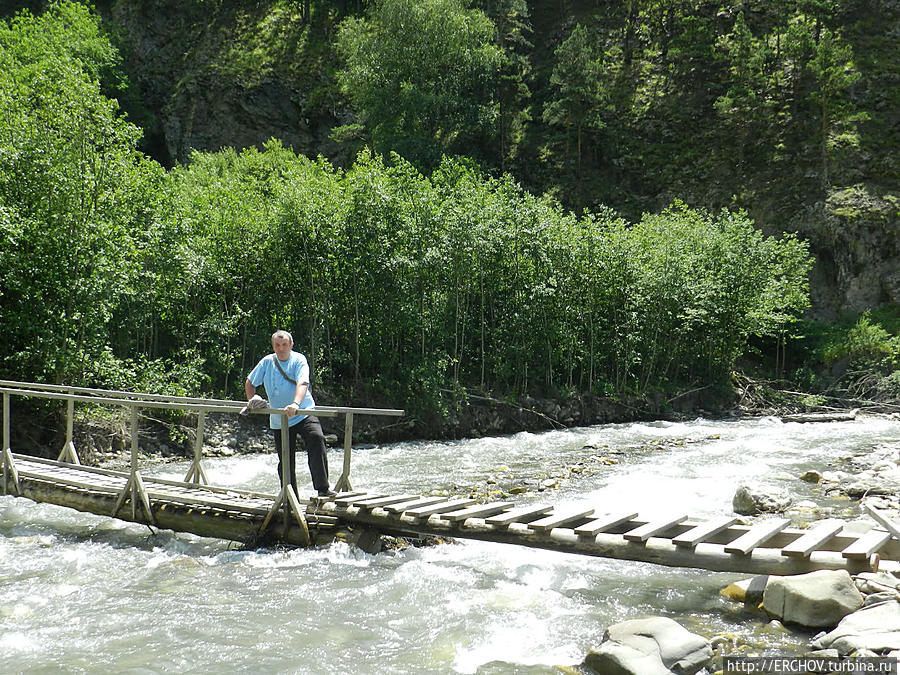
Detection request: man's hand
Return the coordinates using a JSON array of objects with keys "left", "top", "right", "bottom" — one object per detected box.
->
[
  {"left": 240, "top": 394, "right": 268, "bottom": 415},
  {"left": 285, "top": 402, "right": 300, "bottom": 417}
]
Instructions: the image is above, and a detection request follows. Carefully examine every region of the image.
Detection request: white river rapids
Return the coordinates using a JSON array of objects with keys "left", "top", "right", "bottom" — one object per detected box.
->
[{"left": 2, "top": 415, "right": 898, "bottom": 673}]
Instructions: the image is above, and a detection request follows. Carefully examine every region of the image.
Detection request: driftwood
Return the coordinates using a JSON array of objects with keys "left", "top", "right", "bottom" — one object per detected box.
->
[{"left": 781, "top": 408, "right": 859, "bottom": 423}]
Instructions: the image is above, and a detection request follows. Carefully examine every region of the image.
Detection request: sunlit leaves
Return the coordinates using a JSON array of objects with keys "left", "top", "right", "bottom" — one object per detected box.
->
[
  {"left": 335, "top": 0, "right": 502, "bottom": 169},
  {"left": 0, "top": 2, "right": 155, "bottom": 384}
]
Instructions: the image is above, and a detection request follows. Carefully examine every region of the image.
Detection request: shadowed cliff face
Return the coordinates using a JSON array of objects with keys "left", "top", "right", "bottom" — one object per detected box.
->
[
  {"left": 817, "top": 187, "right": 899, "bottom": 316},
  {"left": 109, "top": 0, "right": 343, "bottom": 167},
  {"left": 103, "top": 0, "right": 898, "bottom": 317},
  {"left": 777, "top": 185, "right": 900, "bottom": 319},
  {"left": 159, "top": 74, "right": 314, "bottom": 162}
]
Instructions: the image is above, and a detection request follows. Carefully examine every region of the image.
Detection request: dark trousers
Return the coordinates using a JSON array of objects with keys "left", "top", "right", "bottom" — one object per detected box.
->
[{"left": 272, "top": 416, "right": 329, "bottom": 494}]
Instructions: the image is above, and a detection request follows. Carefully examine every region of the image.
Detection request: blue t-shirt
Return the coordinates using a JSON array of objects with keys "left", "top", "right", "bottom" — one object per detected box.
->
[{"left": 247, "top": 352, "right": 316, "bottom": 429}]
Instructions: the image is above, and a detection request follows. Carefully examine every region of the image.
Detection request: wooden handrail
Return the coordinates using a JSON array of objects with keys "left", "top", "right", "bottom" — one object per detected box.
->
[
  {"left": 0, "top": 381, "right": 404, "bottom": 523},
  {"left": 0, "top": 380, "right": 404, "bottom": 416}
]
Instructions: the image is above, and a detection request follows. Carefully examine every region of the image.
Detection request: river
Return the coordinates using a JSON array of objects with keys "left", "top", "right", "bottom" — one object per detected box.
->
[{"left": 2, "top": 415, "right": 898, "bottom": 674}]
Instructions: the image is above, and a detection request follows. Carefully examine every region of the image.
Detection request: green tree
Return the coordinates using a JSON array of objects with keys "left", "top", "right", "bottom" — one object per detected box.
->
[
  {"left": 473, "top": 0, "right": 533, "bottom": 172},
  {"left": 335, "top": 0, "right": 502, "bottom": 170},
  {"left": 808, "top": 26, "right": 860, "bottom": 188},
  {"left": 0, "top": 2, "right": 159, "bottom": 384},
  {"left": 542, "top": 24, "right": 605, "bottom": 195}
]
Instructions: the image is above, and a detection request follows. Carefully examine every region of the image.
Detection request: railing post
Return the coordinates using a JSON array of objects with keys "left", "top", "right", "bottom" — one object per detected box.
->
[
  {"left": 281, "top": 415, "right": 290, "bottom": 530},
  {"left": 2, "top": 392, "right": 8, "bottom": 456},
  {"left": 184, "top": 410, "right": 209, "bottom": 484},
  {"left": 258, "top": 411, "right": 310, "bottom": 545},
  {"left": 111, "top": 403, "right": 154, "bottom": 525},
  {"left": 2, "top": 392, "right": 16, "bottom": 496},
  {"left": 57, "top": 395, "right": 80, "bottom": 464},
  {"left": 130, "top": 404, "right": 139, "bottom": 520},
  {"left": 334, "top": 411, "right": 354, "bottom": 492}
]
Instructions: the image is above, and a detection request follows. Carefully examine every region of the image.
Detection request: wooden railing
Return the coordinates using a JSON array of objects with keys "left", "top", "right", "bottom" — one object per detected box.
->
[{"left": 0, "top": 380, "right": 403, "bottom": 544}]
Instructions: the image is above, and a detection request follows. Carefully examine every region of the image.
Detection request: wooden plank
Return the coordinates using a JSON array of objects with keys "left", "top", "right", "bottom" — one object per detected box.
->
[
  {"left": 383, "top": 496, "right": 448, "bottom": 513},
  {"left": 405, "top": 498, "right": 478, "bottom": 519},
  {"left": 782, "top": 520, "right": 844, "bottom": 558},
  {"left": 725, "top": 518, "right": 791, "bottom": 555},
  {"left": 17, "top": 469, "right": 126, "bottom": 494},
  {"left": 529, "top": 507, "right": 595, "bottom": 532},
  {"left": 144, "top": 489, "right": 272, "bottom": 516},
  {"left": 624, "top": 514, "right": 689, "bottom": 542},
  {"left": 334, "top": 492, "right": 376, "bottom": 505},
  {"left": 865, "top": 504, "right": 900, "bottom": 542},
  {"left": 574, "top": 512, "right": 639, "bottom": 537},
  {"left": 439, "top": 502, "right": 516, "bottom": 522},
  {"left": 353, "top": 494, "right": 420, "bottom": 509},
  {"left": 673, "top": 517, "right": 738, "bottom": 548},
  {"left": 14, "top": 454, "right": 277, "bottom": 501},
  {"left": 18, "top": 461, "right": 276, "bottom": 514},
  {"left": 842, "top": 529, "right": 892, "bottom": 560},
  {"left": 485, "top": 504, "right": 553, "bottom": 526}
]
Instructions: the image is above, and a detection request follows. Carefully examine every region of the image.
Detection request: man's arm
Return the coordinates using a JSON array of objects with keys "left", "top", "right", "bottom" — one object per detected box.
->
[
  {"left": 245, "top": 378, "right": 256, "bottom": 400},
  {"left": 286, "top": 380, "right": 309, "bottom": 417}
]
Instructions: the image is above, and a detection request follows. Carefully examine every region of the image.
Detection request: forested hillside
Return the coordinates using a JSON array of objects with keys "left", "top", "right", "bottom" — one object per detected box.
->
[
  {"left": 0, "top": 0, "right": 897, "bottom": 443},
  {"left": 87, "top": 0, "right": 898, "bottom": 316}
]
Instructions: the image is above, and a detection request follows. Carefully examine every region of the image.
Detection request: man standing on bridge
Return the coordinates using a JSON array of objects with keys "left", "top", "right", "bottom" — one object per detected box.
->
[{"left": 244, "top": 330, "right": 335, "bottom": 498}]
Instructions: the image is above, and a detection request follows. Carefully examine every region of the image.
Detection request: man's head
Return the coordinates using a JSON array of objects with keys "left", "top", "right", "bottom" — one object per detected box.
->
[{"left": 272, "top": 330, "right": 293, "bottom": 360}]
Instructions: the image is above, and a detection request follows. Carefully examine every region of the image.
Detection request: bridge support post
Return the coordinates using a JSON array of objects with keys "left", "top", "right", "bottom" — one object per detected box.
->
[
  {"left": 259, "top": 414, "right": 310, "bottom": 545},
  {"left": 112, "top": 404, "right": 155, "bottom": 525},
  {"left": 2, "top": 393, "right": 18, "bottom": 496},
  {"left": 333, "top": 411, "right": 354, "bottom": 493},
  {"left": 57, "top": 396, "right": 81, "bottom": 465},
  {"left": 183, "top": 410, "right": 209, "bottom": 485}
]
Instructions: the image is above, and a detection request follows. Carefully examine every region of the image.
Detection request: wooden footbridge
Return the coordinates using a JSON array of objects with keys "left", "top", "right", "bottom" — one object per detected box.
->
[{"left": 2, "top": 380, "right": 899, "bottom": 576}]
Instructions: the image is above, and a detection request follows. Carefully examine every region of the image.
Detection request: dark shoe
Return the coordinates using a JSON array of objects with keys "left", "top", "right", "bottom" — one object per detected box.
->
[{"left": 317, "top": 488, "right": 337, "bottom": 498}]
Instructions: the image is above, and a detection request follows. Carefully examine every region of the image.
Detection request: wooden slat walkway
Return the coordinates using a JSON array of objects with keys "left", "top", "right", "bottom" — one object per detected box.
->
[
  {"left": 4, "top": 454, "right": 332, "bottom": 546},
  {"left": 4, "top": 454, "right": 900, "bottom": 575}
]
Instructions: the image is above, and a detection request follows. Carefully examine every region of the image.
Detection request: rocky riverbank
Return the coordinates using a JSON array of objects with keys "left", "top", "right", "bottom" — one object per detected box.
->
[{"left": 579, "top": 568, "right": 900, "bottom": 674}]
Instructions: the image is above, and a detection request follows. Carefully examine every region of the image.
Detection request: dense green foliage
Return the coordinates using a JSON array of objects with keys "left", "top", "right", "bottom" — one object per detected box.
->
[
  {"left": 335, "top": 0, "right": 502, "bottom": 169},
  {"left": 320, "top": 0, "right": 883, "bottom": 220},
  {"left": 0, "top": 1, "right": 865, "bottom": 429},
  {"left": 147, "top": 147, "right": 810, "bottom": 404},
  {"left": 0, "top": 2, "right": 162, "bottom": 385}
]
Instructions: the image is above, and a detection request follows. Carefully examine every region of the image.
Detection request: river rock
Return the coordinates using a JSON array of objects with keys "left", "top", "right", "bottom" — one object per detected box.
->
[
  {"left": 732, "top": 484, "right": 793, "bottom": 515},
  {"left": 762, "top": 570, "right": 864, "bottom": 628},
  {"left": 582, "top": 616, "right": 712, "bottom": 675},
  {"left": 810, "top": 600, "right": 900, "bottom": 654},
  {"left": 855, "top": 572, "right": 900, "bottom": 595},
  {"left": 720, "top": 575, "right": 768, "bottom": 605},
  {"left": 865, "top": 591, "right": 900, "bottom": 606}
]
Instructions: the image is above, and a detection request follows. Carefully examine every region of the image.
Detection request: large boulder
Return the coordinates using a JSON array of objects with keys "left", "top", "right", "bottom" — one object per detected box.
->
[
  {"left": 762, "top": 570, "right": 864, "bottom": 628},
  {"left": 811, "top": 600, "right": 900, "bottom": 655},
  {"left": 583, "top": 616, "right": 712, "bottom": 675},
  {"left": 732, "top": 484, "right": 793, "bottom": 515}
]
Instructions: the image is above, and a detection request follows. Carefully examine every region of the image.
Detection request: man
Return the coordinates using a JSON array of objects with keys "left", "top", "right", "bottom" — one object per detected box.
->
[{"left": 244, "top": 330, "right": 335, "bottom": 497}]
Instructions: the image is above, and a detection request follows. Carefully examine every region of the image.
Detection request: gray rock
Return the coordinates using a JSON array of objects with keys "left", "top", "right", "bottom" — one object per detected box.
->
[
  {"left": 811, "top": 600, "right": 900, "bottom": 655},
  {"left": 800, "top": 470, "right": 823, "bottom": 483},
  {"left": 733, "top": 484, "right": 793, "bottom": 515},
  {"left": 855, "top": 572, "right": 900, "bottom": 594},
  {"left": 583, "top": 616, "right": 712, "bottom": 675},
  {"left": 843, "top": 479, "right": 893, "bottom": 498},
  {"left": 865, "top": 591, "right": 900, "bottom": 606},
  {"left": 763, "top": 570, "right": 864, "bottom": 628},
  {"left": 804, "top": 648, "right": 839, "bottom": 659}
]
